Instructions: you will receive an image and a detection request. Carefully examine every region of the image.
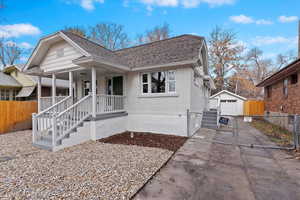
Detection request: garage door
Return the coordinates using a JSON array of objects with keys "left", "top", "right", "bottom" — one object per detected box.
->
[{"left": 220, "top": 99, "right": 238, "bottom": 116}]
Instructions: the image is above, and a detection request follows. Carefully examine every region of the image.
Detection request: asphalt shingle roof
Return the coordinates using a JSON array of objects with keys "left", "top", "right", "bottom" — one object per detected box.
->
[
  {"left": 114, "top": 35, "right": 204, "bottom": 68},
  {"left": 0, "top": 72, "right": 22, "bottom": 87},
  {"left": 62, "top": 31, "right": 204, "bottom": 69},
  {"left": 61, "top": 31, "right": 127, "bottom": 66}
]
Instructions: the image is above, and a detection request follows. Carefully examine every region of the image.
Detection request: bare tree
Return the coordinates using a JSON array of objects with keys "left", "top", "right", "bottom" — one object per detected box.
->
[
  {"left": 208, "top": 26, "right": 245, "bottom": 93},
  {"left": 137, "top": 23, "right": 170, "bottom": 44},
  {"left": 276, "top": 50, "right": 297, "bottom": 70},
  {"left": 229, "top": 48, "right": 275, "bottom": 98},
  {"left": 64, "top": 26, "right": 87, "bottom": 37},
  {"left": 89, "top": 22, "right": 130, "bottom": 50},
  {"left": 0, "top": 39, "right": 23, "bottom": 67}
]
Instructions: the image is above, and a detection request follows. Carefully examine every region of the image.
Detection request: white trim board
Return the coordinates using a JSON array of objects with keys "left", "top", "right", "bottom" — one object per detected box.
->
[{"left": 210, "top": 90, "right": 247, "bottom": 101}]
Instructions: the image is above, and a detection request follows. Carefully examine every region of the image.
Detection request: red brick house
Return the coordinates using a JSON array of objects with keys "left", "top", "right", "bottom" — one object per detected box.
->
[{"left": 257, "top": 58, "right": 300, "bottom": 131}]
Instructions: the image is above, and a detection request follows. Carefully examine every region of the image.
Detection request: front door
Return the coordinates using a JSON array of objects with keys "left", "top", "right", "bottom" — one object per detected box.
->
[{"left": 106, "top": 76, "right": 123, "bottom": 95}]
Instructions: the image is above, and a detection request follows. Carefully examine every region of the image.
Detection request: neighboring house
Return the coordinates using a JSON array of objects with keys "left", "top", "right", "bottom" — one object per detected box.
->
[
  {"left": 24, "top": 31, "right": 215, "bottom": 151},
  {"left": 2, "top": 65, "right": 69, "bottom": 107},
  {"left": 209, "top": 90, "right": 247, "bottom": 116},
  {"left": 257, "top": 58, "right": 300, "bottom": 131},
  {"left": 0, "top": 71, "right": 22, "bottom": 100}
]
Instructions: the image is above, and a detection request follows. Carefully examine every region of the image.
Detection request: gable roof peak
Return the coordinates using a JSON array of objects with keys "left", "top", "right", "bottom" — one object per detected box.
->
[{"left": 210, "top": 90, "right": 247, "bottom": 101}]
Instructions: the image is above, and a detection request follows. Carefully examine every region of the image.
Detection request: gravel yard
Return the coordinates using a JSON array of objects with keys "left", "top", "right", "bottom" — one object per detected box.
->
[
  {"left": 0, "top": 131, "right": 173, "bottom": 199},
  {"left": 0, "top": 130, "right": 44, "bottom": 159}
]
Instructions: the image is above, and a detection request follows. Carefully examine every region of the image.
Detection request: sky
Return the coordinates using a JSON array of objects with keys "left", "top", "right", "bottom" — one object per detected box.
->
[{"left": 2, "top": 0, "right": 300, "bottom": 63}]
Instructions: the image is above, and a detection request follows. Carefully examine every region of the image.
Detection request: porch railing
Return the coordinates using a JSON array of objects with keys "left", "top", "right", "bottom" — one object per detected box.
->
[
  {"left": 40, "top": 96, "right": 68, "bottom": 111},
  {"left": 54, "top": 94, "right": 92, "bottom": 145},
  {"left": 96, "top": 94, "right": 125, "bottom": 114},
  {"left": 32, "top": 96, "right": 72, "bottom": 143}
]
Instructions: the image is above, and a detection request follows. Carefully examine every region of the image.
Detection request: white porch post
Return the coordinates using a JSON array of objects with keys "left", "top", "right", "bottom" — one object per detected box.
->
[
  {"left": 37, "top": 76, "right": 42, "bottom": 113},
  {"left": 91, "top": 66, "right": 97, "bottom": 117},
  {"left": 69, "top": 71, "right": 73, "bottom": 97},
  {"left": 52, "top": 74, "right": 56, "bottom": 105}
]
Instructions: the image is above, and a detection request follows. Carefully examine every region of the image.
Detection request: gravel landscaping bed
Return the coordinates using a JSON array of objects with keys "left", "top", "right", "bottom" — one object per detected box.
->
[
  {"left": 0, "top": 138, "right": 172, "bottom": 199},
  {"left": 98, "top": 132, "right": 188, "bottom": 152},
  {"left": 0, "top": 130, "right": 43, "bottom": 159}
]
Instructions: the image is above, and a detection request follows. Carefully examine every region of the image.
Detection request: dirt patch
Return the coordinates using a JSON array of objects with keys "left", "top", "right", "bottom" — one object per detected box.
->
[
  {"left": 98, "top": 132, "right": 188, "bottom": 152},
  {"left": 250, "top": 119, "right": 293, "bottom": 146}
]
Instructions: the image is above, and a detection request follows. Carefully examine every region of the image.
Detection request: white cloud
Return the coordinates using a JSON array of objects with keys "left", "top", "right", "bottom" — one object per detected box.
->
[
  {"left": 140, "top": 0, "right": 178, "bottom": 7},
  {"left": 278, "top": 15, "right": 299, "bottom": 23},
  {"left": 182, "top": 0, "right": 235, "bottom": 8},
  {"left": 137, "top": 0, "right": 234, "bottom": 8},
  {"left": 19, "top": 42, "right": 32, "bottom": 49},
  {"left": 146, "top": 5, "right": 153, "bottom": 15},
  {"left": 230, "top": 15, "right": 254, "bottom": 24},
  {"left": 80, "top": 0, "right": 104, "bottom": 10},
  {"left": 4, "top": 41, "right": 33, "bottom": 49},
  {"left": 230, "top": 15, "right": 273, "bottom": 25},
  {"left": 0, "top": 24, "right": 41, "bottom": 38},
  {"left": 256, "top": 19, "right": 273, "bottom": 25},
  {"left": 252, "top": 36, "right": 297, "bottom": 46}
]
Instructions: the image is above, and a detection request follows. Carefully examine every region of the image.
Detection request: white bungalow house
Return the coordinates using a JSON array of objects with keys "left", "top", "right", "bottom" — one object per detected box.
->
[{"left": 24, "top": 31, "right": 215, "bottom": 151}]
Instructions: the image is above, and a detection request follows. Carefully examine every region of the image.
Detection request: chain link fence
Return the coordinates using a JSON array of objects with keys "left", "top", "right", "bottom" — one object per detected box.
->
[
  {"left": 217, "top": 114, "right": 299, "bottom": 150},
  {"left": 187, "top": 110, "right": 300, "bottom": 150}
]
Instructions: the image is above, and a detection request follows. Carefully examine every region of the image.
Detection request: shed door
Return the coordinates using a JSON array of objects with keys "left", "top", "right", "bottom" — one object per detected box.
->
[{"left": 220, "top": 99, "right": 238, "bottom": 116}]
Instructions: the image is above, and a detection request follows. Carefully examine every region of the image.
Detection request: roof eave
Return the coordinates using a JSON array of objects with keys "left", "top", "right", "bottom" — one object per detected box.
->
[{"left": 73, "top": 56, "right": 131, "bottom": 72}]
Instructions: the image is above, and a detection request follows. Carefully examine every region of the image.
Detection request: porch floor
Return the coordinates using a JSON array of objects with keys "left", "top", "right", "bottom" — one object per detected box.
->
[{"left": 0, "top": 130, "right": 172, "bottom": 199}]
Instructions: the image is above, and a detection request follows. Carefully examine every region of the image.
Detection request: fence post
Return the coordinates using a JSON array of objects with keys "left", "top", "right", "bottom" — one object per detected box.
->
[
  {"left": 187, "top": 109, "right": 190, "bottom": 137},
  {"left": 293, "top": 114, "right": 299, "bottom": 149},
  {"left": 32, "top": 113, "right": 37, "bottom": 143}
]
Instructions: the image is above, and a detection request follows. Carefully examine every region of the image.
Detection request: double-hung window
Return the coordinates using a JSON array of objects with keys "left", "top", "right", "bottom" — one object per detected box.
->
[
  {"left": 0, "top": 89, "right": 10, "bottom": 100},
  {"left": 141, "top": 70, "right": 176, "bottom": 94}
]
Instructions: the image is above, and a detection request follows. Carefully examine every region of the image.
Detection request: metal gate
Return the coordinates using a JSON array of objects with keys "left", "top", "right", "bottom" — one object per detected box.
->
[{"left": 213, "top": 114, "right": 300, "bottom": 150}]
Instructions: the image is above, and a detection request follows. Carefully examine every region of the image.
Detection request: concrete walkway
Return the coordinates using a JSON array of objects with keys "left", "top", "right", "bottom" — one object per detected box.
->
[{"left": 134, "top": 121, "right": 300, "bottom": 200}]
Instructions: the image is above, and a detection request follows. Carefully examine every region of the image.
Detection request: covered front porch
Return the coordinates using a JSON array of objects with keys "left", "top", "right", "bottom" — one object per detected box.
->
[
  {"left": 37, "top": 66, "right": 126, "bottom": 115},
  {"left": 30, "top": 64, "right": 127, "bottom": 151}
]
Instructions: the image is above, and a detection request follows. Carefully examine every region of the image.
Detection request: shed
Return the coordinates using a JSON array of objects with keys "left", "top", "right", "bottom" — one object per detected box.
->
[{"left": 209, "top": 90, "right": 247, "bottom": 116}]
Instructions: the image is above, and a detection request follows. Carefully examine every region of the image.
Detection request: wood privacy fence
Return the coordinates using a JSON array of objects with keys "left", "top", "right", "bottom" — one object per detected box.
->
[
  {"left": 243, "top": 100, "right": 265, "bottom": 116},
  {"left": 0, "top": 101, "right": 37, "bottom": 134}
]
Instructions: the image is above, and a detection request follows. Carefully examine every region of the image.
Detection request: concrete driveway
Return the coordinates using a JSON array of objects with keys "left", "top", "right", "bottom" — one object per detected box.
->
[{"left": 134, "top": 120, "right": 300, "bottom": 200}]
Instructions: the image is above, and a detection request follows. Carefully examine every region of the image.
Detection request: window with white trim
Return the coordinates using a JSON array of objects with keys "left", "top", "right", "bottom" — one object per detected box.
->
[
  {"left": 141, "top": 70, "right": 176, "bottom": 94},
  {"left": 0, "top": 89, "right": 10, "bottom": 100}
]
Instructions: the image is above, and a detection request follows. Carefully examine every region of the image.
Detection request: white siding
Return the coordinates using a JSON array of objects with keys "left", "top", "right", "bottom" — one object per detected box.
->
[
  {"left": 126, "top": 68, "right": 191, "bottom": 115},
  {"left": 40, "top": 40, "right": 82, "bottom": 72},
  {"left": 125, "top": 67, "right": 192, "bottom": 136},
  {"left": 209, "top": 92, "right": 245, "bottom": 116},
  {"left": 73, "top": 66, "right": 209, "bottom": 136},
  {"left": 190, "top": 69, "right": 208, "bottom": 113}
]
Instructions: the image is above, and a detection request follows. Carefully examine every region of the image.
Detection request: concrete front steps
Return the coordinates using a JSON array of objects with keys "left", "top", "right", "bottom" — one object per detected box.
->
[
  {"left": 33, "top": 120, "right": 91, "bottom": 151},
  {"left": 201, "top": 110, "right": 218, "bottom": 129}
]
